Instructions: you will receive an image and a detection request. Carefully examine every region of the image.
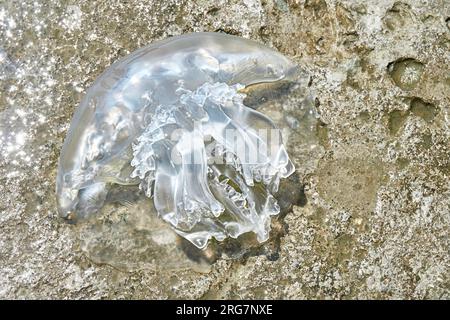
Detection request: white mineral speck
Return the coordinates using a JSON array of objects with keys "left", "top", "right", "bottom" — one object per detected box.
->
[
  {"left": 15, "top": 131, "right": 26, "bottom": 146},
  {"left": 61, "top": 5, "right": 82, "bottom": 32}
]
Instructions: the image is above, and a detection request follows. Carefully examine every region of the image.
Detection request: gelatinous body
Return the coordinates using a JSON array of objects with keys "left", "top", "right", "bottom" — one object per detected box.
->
[{"left": 56, "top": 32, "right": 298, "bottom": 249}]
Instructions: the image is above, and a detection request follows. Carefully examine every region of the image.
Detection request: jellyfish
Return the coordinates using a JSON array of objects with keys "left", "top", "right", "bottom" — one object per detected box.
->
[{"left": 56, "top": 32, "right": 299, "bottom": 249}]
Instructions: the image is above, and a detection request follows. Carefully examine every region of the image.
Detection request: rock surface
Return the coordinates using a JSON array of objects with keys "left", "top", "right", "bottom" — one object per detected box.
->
[{"left": 0, "top": 0, "right": 449, "bottom": 299}]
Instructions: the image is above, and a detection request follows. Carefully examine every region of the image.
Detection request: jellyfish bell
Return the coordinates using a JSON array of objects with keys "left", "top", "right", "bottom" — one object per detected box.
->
[{"left": 56, "top": 32, "right": 300, "bottom": 248}]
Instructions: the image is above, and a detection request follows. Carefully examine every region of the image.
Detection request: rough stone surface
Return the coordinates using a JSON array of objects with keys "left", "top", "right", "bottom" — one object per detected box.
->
[{"left": 0, "top": 0, "right": 449, "bottom": 299}]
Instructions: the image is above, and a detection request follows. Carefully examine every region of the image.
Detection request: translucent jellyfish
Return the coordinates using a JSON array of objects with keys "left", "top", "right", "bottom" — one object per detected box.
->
[{"left": 56, "top": 32, "right": 300, "bottom": 250}]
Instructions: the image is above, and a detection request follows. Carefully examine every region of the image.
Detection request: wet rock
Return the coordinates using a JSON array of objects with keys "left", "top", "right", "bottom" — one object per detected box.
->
[{"left": 1, "top": 0, "right": 449, "bottom": 300}]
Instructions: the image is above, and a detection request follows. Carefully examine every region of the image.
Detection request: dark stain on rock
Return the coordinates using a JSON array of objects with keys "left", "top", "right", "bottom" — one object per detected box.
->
[
  {"left": 418, "top": 133, "right": 433, "bottom": 151},
  {"left": 316, "top": 120, "right": 330, "bottom": 149},
  {"left": 258, "top": 25, "right": 271, "bottom": 43},
  {"left": 304, "top": 0, "right": 328, "bottom": 15},
  {"left": 439, "top": 161, "right": 450, "bottom": 177},
  {"left": 359, "top": 111, "right": 370, "bottom": 122},
  {"left": 410, "top": 97, "right": 437, "bottom": 122},
  {"left": 396, "top": 157, "right": 410, "bottom": 170},
  {"left": 214, "top": 28, "right": 241, "bottom": 36},
  {"left": 178, "top": 237, "right": 218, "bottom": 264},
  {"left": 383, "top": 2, "right": 413, "bottom": 31},
  {"left": 206, "top": 6, "right": 220, "bottom": 15},
  {"left": 342, "top": 32, "right": 359, "bottom": 48},
  {"left": 276, "top": 174, "right": 307, "bottom": 216},
  {"left": 387, "top": 109, "right": 409, "bottom": 136},
  {"left": 386, "top": 97, "right": 437, "bottom": 136}
]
